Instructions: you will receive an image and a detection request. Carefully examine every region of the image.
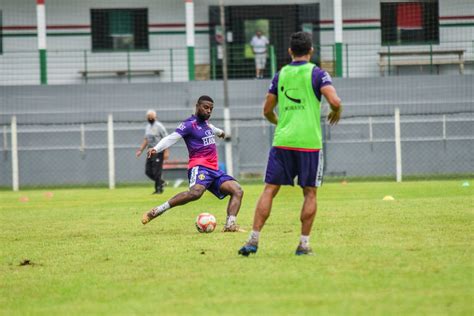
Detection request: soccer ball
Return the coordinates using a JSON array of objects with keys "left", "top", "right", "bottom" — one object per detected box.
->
[{"left": 195, "top": 213, "right": 217, "bottom": 233}]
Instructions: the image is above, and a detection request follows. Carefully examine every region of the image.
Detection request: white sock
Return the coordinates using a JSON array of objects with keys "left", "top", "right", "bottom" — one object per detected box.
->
[
  {"left": 248, "top": 230, "right": 260, "bottom": 244},
  {"left": 300, "top": 235, "right": 310, "bottom": 247},
  {"left": 226, "top": 215, "right": 236, "bottom": 226},
  {"left": 152, "top": 201, "right": 170, "bottom": 216}
]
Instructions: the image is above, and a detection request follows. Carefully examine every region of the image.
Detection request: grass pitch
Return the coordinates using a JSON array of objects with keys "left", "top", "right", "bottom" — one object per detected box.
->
[{"left": 1, "top": 180, "right": 473, "bottom": 315}]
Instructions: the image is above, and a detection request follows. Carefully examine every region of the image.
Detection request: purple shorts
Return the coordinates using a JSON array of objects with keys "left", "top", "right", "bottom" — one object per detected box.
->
[
  {"left": 188, "top": 165, "right": 236, "bottom": 199},
  {"left": 265, "top": 147, "right": 324, "bottom": 187}
]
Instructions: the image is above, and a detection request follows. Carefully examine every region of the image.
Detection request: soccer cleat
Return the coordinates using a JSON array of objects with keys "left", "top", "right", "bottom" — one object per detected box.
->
[
  {"left": 238, "top": 241, "right": 258, "bottom": 257},
  {"left": 222, "top": 224, "right": 246, "bottom": 232},
  {"left": 141, "top": 208, "right": 160, "bottom": 225},
  {"left": 295, "top": 244, "right": 314, "bottom": 256}
]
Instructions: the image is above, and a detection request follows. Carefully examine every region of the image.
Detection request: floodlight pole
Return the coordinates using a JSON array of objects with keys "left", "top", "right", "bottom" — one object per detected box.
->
[{"left": 219, "top": 0, "right": 234, "bottom": 176}]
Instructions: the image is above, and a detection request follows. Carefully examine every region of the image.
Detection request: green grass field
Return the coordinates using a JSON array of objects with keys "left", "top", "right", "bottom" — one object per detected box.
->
[{"left": 1, "top": 180, "right": 473, "bottom": 315}]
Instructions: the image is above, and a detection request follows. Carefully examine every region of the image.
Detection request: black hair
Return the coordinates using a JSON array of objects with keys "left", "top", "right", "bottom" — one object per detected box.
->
[
  {"left": 197, "top": 95, "right": 214, "bottom": 104},
  {"left": 290, "top": 32, "right": 313, "bottom": 57}
]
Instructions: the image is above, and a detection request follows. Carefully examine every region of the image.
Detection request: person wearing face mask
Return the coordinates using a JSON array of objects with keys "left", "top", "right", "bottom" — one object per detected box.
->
[
  {"left": 136, "top": 110, "right": 169, "bottom": 194},
  {"left": 141, "top": 95, "right": 244, "bottom": 232}
]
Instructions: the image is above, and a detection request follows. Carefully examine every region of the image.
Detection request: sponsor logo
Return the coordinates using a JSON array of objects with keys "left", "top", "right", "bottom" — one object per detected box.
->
[
  {"left": 205, "top": 129, "right": 213, "bottom": 136},
  {"left": 190, "top": 167, "right": 198, "bottom": 186},
  {"left": 322, "top": 72, "right": 332, "bottom": 84},
  {"left": 284, "top": 89, "right": 302, "bottom": 104},
  {"left": 202, "top": 135, "right": 216, "bottom": 146}
]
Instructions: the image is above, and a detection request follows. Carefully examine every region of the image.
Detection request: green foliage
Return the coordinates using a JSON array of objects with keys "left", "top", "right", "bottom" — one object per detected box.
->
[{"left": 1, "top": 180, "right": 472, "bottom": 315}]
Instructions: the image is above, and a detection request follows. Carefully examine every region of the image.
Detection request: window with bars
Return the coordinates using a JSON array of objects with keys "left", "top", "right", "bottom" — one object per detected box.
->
[
  {"left": 91, "top": 8, "right": 149, "bottom": 51},
  {"left": 381, "top": 1, "right": 439, "bottom": 45}
]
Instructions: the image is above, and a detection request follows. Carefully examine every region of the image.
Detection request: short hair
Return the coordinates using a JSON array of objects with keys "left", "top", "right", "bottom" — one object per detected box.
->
[
  {"left": 290, "top": 32, "right": 313, "bottom": 57},
  {"left": 197, "top": 95, "right": 214, "bottom": 104},
  {"left": 146, "top": 109, "right": 156, "bottom": 117}
]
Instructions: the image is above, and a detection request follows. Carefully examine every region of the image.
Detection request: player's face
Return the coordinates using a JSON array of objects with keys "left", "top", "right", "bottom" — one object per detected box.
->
[{"left": 196, "top": 101, "right": 213, "bottom": 121}]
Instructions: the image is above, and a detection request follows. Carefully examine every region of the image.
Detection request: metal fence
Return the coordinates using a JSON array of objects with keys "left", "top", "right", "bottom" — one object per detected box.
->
[
  {"left": 1, "top": 41, "right": 473, "bottom": 86},
  {"left": 1, "top": 109, "right": 473, "bottom": 190}
]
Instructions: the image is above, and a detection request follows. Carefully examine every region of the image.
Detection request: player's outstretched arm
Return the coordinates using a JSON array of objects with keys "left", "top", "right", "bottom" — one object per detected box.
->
[
  {"left": 208, "top": 124, "right": 225, "bottom": 139},
  {"left": 321, "top": 85, "right": 342, "bottom": 126},
  {"left": 147, "top": 132, "right": 182, "bottom": 158},
  {"left": 263, "top": 93, "right": 278, "bottom": 125}
]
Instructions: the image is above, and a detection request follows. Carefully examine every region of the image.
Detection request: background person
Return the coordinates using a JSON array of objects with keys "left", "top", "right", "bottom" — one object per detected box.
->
[
  {"left": 250, "top": 30, "right": 270, "bottom": 79},
  {"left": 136, "top": 110, "right": 169, "bottom": 194}
]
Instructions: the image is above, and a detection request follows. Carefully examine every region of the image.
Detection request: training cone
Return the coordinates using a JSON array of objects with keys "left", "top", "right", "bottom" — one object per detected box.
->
[
  {"left": 44, "top": 191, "right": 54, "bottom": 198},
  {"left": 461, "top": 181, "right": 470, "bottom": 187},
  {"left": 19, "top": 196, "right": 29, "bottom": 202},
  {"left": 341, "top": 180, "right": 348, "bottom": 185},
  {"left": 383, "top": 195, "right": 395, "bottom": 201}
]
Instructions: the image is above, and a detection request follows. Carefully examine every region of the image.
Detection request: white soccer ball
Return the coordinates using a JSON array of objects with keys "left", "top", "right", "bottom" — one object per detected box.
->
[{"left": 195, "top": 213, "right": 217, "bottom": 233}]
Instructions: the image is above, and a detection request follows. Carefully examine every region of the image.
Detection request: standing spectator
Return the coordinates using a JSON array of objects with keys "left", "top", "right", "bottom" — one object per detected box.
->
[
  {"left": 136, "top": 110, "right": 169, "bottom": 194},
  {"left": 250, "top": 30, "right": 270, "bottom": 79}
]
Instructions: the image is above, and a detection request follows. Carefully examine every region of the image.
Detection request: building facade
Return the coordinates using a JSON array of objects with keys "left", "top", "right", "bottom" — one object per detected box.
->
[{"left": 0, "top": 0, "right": 473, "bottom": 85}]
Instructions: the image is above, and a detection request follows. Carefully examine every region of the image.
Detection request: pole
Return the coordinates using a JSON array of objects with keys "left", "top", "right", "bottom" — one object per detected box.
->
[
  {"left": 394, "top": 108, "right": 402, "bottom": 183},
  {"left": 127, "top": 48, "right": 131, "bottom": 83},
  {"left": 11, "top": 116, "right": 19, "bottom": 191},
  {"left": 36, "top": 0, "right": 47, "bottom": 84},
  {"left": 333, "top": 0, "right": 343, "bottom": 77},
  {"left": 185, "top": 0, "right": 195, "bottom": 81},
  {"left": 219, "top": 0, "right": 233, "bottom": 176},
  {"left": 107, "top": 114, "right": 115, "bottom": 189},
  {"left": 270, "top": 45, "right": 276, "bottom": 77}
]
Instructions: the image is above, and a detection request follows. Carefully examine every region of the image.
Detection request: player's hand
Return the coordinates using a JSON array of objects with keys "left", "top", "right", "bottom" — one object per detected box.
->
[
  {"left": 327, "top": 108, "right": 342, "bottom": 126},
  {"left": 135, "top": 149, "right": 142, "bottom": 158},
  {"left": 218, "top": 132, "right": 225, "bottom": 139},
  {"left": 147, "top": 148, "right": 157, "bottom": 158}
]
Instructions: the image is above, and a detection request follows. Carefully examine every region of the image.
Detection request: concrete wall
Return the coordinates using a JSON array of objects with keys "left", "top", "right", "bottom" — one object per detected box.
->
[
  {"left": 0, "top": 75, "right": 473, "bottom": 187},
  {"left": 0, "top": 0, "right": 473, "bottom": 85}
]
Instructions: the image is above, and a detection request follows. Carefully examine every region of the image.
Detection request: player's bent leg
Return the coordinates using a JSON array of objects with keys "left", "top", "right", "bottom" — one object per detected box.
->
[
  {"left": 238, "top": 183, "right": 280, "bottom": 256},
  {"left": 219, "top": 180, "right": 245, "bottom": 232},
  {"left": 141, "top": 185, "right": 206, "bottom": 225},
  {"left": 169, "top": 184, "right": 206, "bottom": 207},
  {"left": 253, "top": 183, "right": 280, "bottom": 231},
  {"left": 295, "top": 187, "right": 317, "bottom": 255},
  {"left": 300, "top": 187, "right": 317, "bottom": 236}
]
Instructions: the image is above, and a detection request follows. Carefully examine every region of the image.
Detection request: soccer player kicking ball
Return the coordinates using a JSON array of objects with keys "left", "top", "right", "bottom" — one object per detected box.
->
[
  {"left": 238, "top": 32, "right": 342, "bottom": 256},
  {"left": 141, "top": 95, "right": 244, "bottom": 232}
]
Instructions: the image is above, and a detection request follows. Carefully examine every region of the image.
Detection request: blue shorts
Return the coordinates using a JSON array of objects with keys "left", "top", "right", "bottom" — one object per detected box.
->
[
  {"left": 265, "top": 147, "right": 324, "bottom": 187},
  {"left": 188, "top": 166, "right": 236, "bottom": 199}
]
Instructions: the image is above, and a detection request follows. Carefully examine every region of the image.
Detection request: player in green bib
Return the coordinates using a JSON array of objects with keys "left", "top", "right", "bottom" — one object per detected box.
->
[
  {"left": 274, "top": 62, "right": 323, "bottom": 149},
  {"left": 239, "top": 32, "right": 342, "bottom": 256}
]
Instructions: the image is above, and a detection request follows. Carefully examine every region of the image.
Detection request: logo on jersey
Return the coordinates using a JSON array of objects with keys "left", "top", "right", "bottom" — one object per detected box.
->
[
  {"left": 177, "top": 123, "right": 186, "bottom": 131},
  {"left": 205, "top": 130, "right": 213, "bottom": 136},
  {"left": 281, "top": 86, "right": 302, "bottom": 104},
  {"left": 202, "top": 135, "right": 216, "bottom": 146},
  {"left": 322, "top": 72, "right": 332, "bottom": 84},
  {"left": 198, "top": 173, "right": 206, "bottom": 180}
]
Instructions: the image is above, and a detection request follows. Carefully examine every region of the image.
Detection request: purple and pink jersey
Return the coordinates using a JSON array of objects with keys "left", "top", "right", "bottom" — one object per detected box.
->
[{"left": 175, "top": 115, "right": 219, "bottom": 170}]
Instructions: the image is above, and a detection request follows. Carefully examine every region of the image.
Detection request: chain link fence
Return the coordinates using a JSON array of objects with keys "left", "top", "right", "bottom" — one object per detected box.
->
[{"left": 1, "top": 107, "right": 473, "bottom": 189}]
